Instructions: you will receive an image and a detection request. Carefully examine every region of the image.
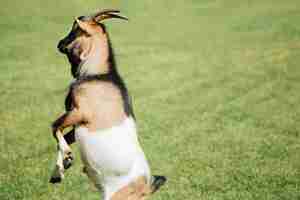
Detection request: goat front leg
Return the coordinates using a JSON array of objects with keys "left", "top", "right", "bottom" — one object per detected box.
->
[
  {"left": 53, "top": 110, "right": 83, "bottom": 167},
  {"left": 64, "top": 128, "right": 76, "bottom": 145},
  {"left": 50, "top": 110, "right": 83, "bottom": 183},
  {"left": 50, "top": 130, "right": 72, "bottom": 183}
]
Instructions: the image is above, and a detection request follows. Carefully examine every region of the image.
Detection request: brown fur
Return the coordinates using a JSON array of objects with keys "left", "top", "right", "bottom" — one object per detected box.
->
[
  {"left": 72, "top": 80, "right": 127, "bottom": 131},
  {"left": 66, "top": 20, "right": 110, "bottom": 75},
  {"left": 53, "top": 14, "right": 127, "bottom": 133},
  {"left": 111, "top": 177, "right": 151, "bottom": 200},
  {"left": 53, "top": 81, "right": 126, "bottom": 133}
]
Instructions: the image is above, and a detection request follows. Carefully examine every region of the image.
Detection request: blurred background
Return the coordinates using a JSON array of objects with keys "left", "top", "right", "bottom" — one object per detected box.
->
[{"left": 1, "top": 0, "right": 300, "bottom": 199}]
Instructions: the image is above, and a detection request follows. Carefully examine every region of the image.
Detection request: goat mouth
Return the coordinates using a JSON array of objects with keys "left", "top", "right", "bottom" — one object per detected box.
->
[
  {"left": 66, "top": 53, "right": 81, "bottom": 77},
  {"left": 67, "top": 52, "right": 80, "bottom": 64}
]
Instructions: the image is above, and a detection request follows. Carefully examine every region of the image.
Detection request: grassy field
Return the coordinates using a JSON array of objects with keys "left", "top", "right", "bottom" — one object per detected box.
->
[{"left": 1, "top": 0, "right": 300, "bottom": 199}]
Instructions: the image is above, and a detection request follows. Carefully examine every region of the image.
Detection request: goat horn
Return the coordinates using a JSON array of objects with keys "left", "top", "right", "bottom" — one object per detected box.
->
[
  {"left": 92, "top": 9, "right": 128, "bottom": 22},
  {"left": 96, "top": 13, "right": 128, "bottom": 22},
  {"left": 91, "top": 9, "right": 120, "bottom": 18}
]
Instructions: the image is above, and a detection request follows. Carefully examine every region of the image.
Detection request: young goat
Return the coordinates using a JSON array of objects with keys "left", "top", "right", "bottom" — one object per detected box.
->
[{"left": 50, "top": 9, "right": 166, "bottom": 200}]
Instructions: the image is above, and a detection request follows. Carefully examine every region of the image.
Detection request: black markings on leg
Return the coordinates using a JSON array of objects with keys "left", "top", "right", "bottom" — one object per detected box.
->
[{"left": 64, "top": 129, "right": 76, "bottom": 145}]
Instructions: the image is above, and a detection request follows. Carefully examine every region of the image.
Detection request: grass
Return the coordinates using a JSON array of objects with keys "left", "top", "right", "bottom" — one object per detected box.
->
[{"left": 1, "top": 0, "right": 300, "bottom": 199}]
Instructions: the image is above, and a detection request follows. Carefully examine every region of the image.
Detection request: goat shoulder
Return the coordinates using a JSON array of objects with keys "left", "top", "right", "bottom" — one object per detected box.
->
[{"left": 70, "top": 79, "right": 127, "bottom": 132}]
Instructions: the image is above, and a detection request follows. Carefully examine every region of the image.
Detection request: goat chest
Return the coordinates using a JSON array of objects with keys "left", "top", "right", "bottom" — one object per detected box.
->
[{"left": 75, "top": 117, "right": 151, "bottom": 199}]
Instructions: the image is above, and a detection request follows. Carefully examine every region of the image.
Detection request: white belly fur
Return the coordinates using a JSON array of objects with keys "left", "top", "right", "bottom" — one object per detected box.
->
[{"left": 75, "top": 117, "right": 151, "bottom": 199}]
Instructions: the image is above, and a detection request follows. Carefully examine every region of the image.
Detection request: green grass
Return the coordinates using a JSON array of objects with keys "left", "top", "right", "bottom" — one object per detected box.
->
[{"left": 1, "top": 0, "right": 300, "bottom": 199}]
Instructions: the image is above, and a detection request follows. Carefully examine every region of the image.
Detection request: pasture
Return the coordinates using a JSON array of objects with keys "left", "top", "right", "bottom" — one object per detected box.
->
[{"left": 1, "top": 0, "right": 300, "bottom": 199}]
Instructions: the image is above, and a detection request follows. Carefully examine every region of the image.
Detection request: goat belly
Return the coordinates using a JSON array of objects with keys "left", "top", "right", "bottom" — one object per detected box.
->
[{"left": 75, "top": 117, "right": 151, "bottom": 196}]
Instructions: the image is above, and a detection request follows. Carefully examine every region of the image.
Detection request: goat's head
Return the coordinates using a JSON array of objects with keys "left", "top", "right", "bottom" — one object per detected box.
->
[{"left": 57, "top": 9, "right": 128, "bottom": 77}]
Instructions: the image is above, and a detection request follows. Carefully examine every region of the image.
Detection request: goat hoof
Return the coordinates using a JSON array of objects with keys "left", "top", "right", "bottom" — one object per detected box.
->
[
  {"left": 63, "top": 154, "right": 73, "bottom": 169},
  {"left": 151, "top": 175, "right": 167, "bottom": 193},
  {"left": 49, "top": 176, "right": 62, "bottom": 184}
]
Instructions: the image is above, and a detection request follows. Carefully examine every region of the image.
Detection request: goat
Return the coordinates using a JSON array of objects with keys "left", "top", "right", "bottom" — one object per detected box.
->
[{"left": 49, "top": 9, "right": 166, "bottom": 200}]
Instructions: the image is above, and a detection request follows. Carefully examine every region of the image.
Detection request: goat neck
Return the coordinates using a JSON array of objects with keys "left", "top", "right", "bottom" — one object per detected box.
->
[{"left": 78, "top": 34, "right": 110, "bottom": 77}]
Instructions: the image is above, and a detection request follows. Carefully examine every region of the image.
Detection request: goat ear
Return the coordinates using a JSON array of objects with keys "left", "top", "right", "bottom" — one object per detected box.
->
[{"left": 75, "top": 19, "right": 93, "bottom": 35}]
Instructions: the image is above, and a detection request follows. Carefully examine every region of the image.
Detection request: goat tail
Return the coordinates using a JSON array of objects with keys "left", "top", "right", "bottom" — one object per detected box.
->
[{"left": 150, "top": 175, "right": 167, "bottom": 194}]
